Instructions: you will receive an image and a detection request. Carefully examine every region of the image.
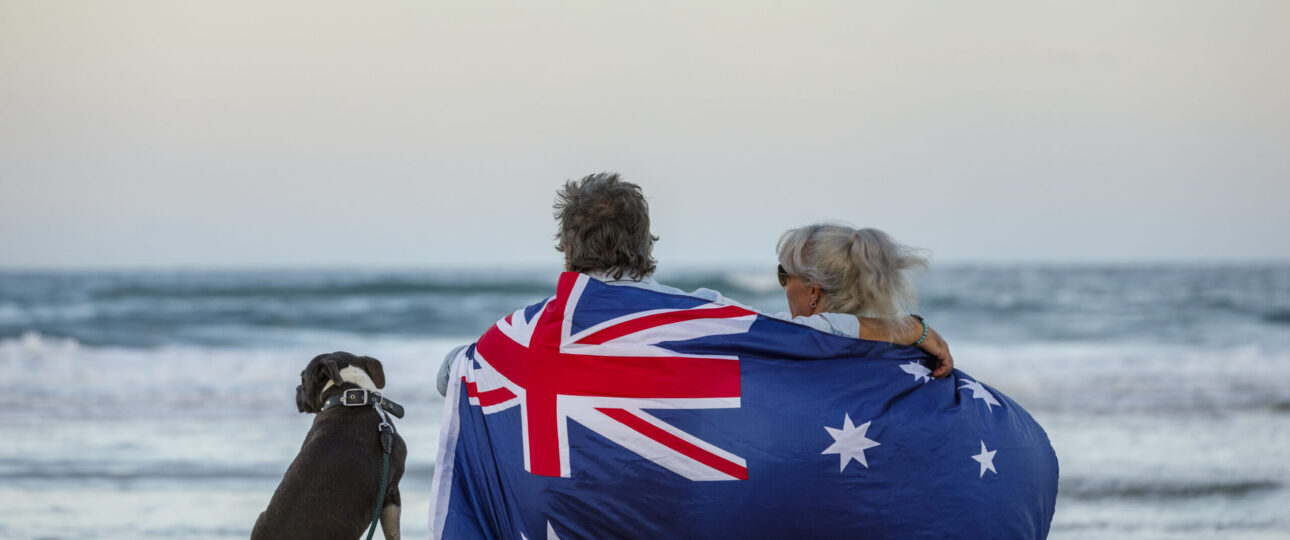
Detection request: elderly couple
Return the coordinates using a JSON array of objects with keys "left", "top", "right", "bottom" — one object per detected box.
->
[
  {"left": 430, "top": 173, "right": 1059, "bottom": 539},
  {"left": 438, "top": 172, "right": 954, "bottom": 394}
]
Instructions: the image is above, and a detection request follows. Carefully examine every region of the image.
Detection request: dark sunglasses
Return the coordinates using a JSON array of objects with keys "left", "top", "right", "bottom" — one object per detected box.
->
[{"left": 777, "top": 264, "right": 790, "bottom": 287}]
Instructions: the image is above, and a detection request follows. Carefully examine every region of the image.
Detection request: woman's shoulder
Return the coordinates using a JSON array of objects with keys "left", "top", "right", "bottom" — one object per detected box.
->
[{"left": 772, "top": 311, "right": 861, "bottom": 338}]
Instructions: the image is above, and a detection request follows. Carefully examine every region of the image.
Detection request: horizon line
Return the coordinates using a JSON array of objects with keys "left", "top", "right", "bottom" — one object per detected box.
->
[{"left": 3, "top": 258, "right": 1289, "bottom": 274}]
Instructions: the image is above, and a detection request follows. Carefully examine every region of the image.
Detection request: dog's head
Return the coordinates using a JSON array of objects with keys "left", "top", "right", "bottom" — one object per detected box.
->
[{"left": 295, "top": 351, "right": 386, "bottom": 413}]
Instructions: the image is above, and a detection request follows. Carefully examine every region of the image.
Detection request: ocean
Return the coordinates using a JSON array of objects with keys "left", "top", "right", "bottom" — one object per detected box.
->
[{"left": 1, "top": 265, "right": 1288, "bottom": 539}]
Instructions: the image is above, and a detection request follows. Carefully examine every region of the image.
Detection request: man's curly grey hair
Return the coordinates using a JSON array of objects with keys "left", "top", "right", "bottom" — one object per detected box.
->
[
  {"left": 777, "top": 223, "right": 928, "bottom": 320},
  {"left": 554, "top": 173, "right": 658, "bottom": 280}
]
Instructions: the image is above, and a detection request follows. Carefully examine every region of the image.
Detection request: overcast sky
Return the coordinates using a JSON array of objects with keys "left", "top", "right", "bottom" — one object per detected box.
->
[{"left": 2, "top": 1, "right": 1287, "bottom": 270}]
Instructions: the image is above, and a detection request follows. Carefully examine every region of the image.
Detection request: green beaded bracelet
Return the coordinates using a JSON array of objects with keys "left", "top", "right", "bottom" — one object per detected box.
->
[{"left": 911, "top": 314, "right": 928, "bottom": 346}]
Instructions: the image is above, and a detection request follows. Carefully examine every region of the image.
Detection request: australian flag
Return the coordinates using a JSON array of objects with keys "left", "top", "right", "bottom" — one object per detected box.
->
[{"left": 429, "top": 272, "right": 1058, "bottom": 539}]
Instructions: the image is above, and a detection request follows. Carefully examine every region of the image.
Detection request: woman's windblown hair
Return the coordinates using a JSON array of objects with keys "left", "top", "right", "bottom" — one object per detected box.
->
[{"left": 777, "top": 223, "right": 928, "bottom": 320}]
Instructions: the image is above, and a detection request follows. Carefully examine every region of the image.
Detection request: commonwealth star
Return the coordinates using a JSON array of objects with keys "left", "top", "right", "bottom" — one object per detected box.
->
[{"left": 822, "top": 413, "right": 881, "bottom": 472}]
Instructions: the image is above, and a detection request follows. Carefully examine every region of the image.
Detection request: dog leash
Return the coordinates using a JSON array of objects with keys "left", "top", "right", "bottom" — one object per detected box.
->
[
  {"left": 365, "top": 401, "right": 395, "bottom": 540},
  {"left": 320, "top": 388, "right": 401, "bottom": 540}
]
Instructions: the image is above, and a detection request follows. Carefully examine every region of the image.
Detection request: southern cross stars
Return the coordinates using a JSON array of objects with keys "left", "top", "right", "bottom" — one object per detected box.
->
[
  {"left": 972, "top": 440, "right": 997, "bottom": 478},
  {"left": 520, "top": 521, "right": 563, "bottom": 540},
  {"left": 899, "top": 361, "right": 932, "bottom": 383},
  {"left": 822, "top": 413, "right": 880, "bottom": 472},
  {"left": 959, "top": 379, "right": 1002, "bottom": 411}
]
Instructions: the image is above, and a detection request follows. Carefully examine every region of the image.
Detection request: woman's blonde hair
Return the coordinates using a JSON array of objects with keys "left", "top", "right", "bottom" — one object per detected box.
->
[{"left": 777, "top": 223, "right": 928, "bottom": 320}]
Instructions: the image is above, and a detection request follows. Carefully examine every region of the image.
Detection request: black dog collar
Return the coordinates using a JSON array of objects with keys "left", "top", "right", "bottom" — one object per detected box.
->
[{"left": 321, "top": 388, "right": 405, "bottom": 419}]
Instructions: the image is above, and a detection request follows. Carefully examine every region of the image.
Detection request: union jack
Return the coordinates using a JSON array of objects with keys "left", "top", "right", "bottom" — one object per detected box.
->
[{"left": 463, "top": 272, "right": 758, "bottom": 481}]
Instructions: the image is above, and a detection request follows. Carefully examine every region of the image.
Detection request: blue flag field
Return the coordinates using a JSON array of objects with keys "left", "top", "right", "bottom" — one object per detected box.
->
[{"left": 430, "top": 272, "right": 1058, "bottom": 539}]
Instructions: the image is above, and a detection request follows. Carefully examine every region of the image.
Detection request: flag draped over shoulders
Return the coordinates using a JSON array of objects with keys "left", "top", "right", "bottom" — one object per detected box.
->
[{"left": 430, "top": 272, "right": 1058, "bottom": 539}]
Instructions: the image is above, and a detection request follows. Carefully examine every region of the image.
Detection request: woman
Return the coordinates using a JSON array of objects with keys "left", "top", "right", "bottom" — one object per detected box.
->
[{"left": 775, "top": 223, "right": 952, "bottom": 377}]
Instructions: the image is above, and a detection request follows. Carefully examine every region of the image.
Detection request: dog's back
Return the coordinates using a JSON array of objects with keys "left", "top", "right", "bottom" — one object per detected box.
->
[
  {"left": 254, "top": 352, "right": 407, "bottom": 540},
  {"left": 253, "top": 405, "right": 407, "bottom": 540}
]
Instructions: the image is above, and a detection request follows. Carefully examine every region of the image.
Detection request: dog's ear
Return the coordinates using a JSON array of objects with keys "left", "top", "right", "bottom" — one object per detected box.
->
[
  {"left": 358, "top": 356, "right": 386, "bottom": 389},
  {"left": 298, "top": 353, "right": 336, "bottom": 414},
  {"left": 322, "top": 356, "right": 345, "bottom": 386}
]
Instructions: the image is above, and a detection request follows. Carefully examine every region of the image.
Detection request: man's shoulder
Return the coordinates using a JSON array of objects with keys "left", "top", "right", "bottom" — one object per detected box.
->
[{"left": 583, "top": 271, "right": 752, "bottom": 310}]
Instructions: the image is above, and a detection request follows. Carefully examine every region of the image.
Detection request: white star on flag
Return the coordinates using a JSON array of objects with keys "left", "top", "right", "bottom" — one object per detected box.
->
[
  {"left": 959, "top": 379, "right": 1002, "bottom": 411},
  {"left": 972, "top": 440, "right": 997, "bottom": 478},
  {"left": 520, "top": 521, "right": 563, "bottom": 540},
  {"left": 899, "top": 361, "right": 932, "bottom": 383},
  {"left": 822, "top": 413, "right": 881, "bottom": 471}
]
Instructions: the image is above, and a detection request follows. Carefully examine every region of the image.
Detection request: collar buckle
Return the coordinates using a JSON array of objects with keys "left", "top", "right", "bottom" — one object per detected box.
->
[{"left": 340, "top": 388, "right": 370, "bottom": 407}]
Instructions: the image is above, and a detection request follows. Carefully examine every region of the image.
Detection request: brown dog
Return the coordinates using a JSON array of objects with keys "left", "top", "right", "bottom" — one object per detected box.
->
[{"left": 252, "top": 351, "right": 407, "bottom": 540}]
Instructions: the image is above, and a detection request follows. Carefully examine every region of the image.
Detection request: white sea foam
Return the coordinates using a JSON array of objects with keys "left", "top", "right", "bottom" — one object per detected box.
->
[
  {"left": 0, "top": 331, "right": 469, "bottom": 420},
  {"left": 0, "top": 330, "right": 82, "bottom": 355},
  {"left": 951, "top": 340, "right": 1290, "bottom": 414}
]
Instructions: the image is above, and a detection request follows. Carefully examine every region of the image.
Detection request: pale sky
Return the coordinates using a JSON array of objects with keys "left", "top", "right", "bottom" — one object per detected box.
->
[{"left": 2, "top": 1, "right": 1287, "bottom": 269}]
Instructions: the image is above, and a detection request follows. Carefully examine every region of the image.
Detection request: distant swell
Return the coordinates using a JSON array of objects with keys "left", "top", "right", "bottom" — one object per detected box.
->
[
  {"left": 92, "top": 279, "right": 553, "bottom": 300},
  {"left": 1263, "top": 310, "right": 1290, "bottom": 325},
  {"left": 4, "top": 266, "right": 1289, "bottom": 348},
  {"left": 0, "top": 460, "right": 436, "bottom": 483},
  {"left": 1061, "top": 477, "right": 1280, "bottom": 501}
]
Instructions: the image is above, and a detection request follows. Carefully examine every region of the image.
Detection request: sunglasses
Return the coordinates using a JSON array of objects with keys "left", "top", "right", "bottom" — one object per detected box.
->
[{"left": 777, "top": 264, "right": 790, "bottom": 287}]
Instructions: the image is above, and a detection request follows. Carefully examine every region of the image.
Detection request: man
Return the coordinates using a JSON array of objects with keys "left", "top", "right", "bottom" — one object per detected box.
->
[{"left": 430, "top": 173, "right": 1057, "bottom": 539}]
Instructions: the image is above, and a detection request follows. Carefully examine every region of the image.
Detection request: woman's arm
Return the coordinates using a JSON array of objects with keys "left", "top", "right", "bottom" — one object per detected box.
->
[{"left": 858, "top": 316, "right": 954, "bottom": 378}]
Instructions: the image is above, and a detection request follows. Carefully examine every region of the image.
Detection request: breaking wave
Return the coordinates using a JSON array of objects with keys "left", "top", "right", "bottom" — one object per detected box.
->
[{"left": 1060, "top": 477, "right": 1280, "bottom": 501}]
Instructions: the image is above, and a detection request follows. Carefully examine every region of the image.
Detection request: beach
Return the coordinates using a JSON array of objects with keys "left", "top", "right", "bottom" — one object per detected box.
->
[{"left": 1, "top": 265, "right": 1287, "bottom": 539}]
